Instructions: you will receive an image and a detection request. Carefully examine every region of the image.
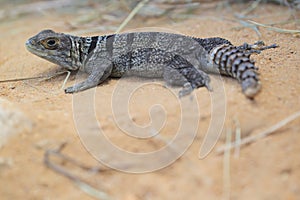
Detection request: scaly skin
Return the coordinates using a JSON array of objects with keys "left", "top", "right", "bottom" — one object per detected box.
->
[{"left": 25, "top": 30, "right": 277, "bottom": 98}]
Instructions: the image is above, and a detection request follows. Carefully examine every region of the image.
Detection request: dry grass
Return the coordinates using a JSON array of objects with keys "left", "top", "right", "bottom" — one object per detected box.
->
[{"left": 217, "top": 111, "right": 300, "bottom": 153}]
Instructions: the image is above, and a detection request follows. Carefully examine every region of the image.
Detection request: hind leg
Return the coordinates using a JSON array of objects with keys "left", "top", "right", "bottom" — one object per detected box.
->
[
  {"left": 163, "top": 68, "right": 194, "bottom": 97},
  {"left": 163, "top": 67, "right": 187, "bottom": 86},
  {"left": 163, "top": 56, "right": 211, "bottom": 97},
  {"left": 165, "top": 55, "right": 212, "bottom": 97}
]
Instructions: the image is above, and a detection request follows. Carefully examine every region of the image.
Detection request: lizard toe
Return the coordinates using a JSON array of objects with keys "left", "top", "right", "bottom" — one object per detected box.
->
[{"left": 65, "top": 87, "right": 75, "bottom": 94}]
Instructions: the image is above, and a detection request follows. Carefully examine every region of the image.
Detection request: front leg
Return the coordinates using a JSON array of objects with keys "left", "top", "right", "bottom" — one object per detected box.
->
[{"left": 65, "top": 59, "right": 113, "bottom": 93}]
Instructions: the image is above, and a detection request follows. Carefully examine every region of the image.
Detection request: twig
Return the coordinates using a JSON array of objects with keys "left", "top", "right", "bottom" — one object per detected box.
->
[
  {"left": 0, "top": 70, "right": 71, "bottom": 94},
  {"left": 238, "top": 0, "right": 263, "bottom": 17},
  {"left": 247, "top": 20, "right": 300, "bottom": 34},
  {"left": 0, "top": 75, "right": 46, "bottom": 83},
  {"left": 238, "top": 20, "right": 262, "bottom": 37},
  {"left": 268, "top": 19, "right": 300, "bottom": 26},
  {"left": 233, "top": 119, "right": 241, "bottom": 158},
  {"left": 115, "top": 0, "right": 149, "bottom": 34},
  {"left": 222, "top": 128, "right": 232, "bottom": 200},
  {"left": 44, "top": 143, "right": 112, "bottom": 200},
  {"left": 0, "top": 70, "right": 69, "bottom": 83},
  {"left": 217, "top": 110, "right": 300, "bottom": 153},
  {"left": 60, "top": 71, "right": 71, "bottom": 90}
]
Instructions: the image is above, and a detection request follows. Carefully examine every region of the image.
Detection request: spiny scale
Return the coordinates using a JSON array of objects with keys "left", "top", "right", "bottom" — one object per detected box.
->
[{"left": 210, "top": 44, "right": 260, "bottom": 98}]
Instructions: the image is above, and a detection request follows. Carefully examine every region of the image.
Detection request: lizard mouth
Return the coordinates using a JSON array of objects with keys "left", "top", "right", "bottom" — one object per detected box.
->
[{"left": 25, "top": 40, "right": 48, "bottom": 57}]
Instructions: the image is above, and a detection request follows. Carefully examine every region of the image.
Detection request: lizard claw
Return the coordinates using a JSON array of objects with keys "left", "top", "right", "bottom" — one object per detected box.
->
[
  {"left": 179, "top": 83, "right": 193, "bottom": 98},
  {"left": 238, "top": 41, "right": 278, "bottom": 54},
  {"left": 64, "top": 86, "right": 76, "bottom": 93},
  {"left": 204, "top": 79, "right": 213, "bottom": 92}
]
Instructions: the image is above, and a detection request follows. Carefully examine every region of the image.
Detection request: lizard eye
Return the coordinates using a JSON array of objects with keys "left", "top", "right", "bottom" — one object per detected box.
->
[
  {"left": 42, "top": 38, "right": 59, "bottom": 49},
  {"left": 47, "top": 39, "right": 56, "bottom": 46}
]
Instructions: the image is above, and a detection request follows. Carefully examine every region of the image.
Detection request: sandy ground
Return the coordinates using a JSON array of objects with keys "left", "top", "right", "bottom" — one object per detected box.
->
[{"left": 0, "top": 2, "right": 300, "bottom": 200}]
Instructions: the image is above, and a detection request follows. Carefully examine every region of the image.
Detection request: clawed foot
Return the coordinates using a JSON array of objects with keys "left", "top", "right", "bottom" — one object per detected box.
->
[
  {"left": 179, "top": 80, "right": 213, "bottom": 98},
  {"left": 64, "top": 86, "right": 76, "bottom": 93},
  {"left": 64, "top": 80, "right": 99, "bottom": 94},
  {"left": 179, "top": 83, "right": 193, "bottom": 98},
  {"left": 238, "top": 41, "right": 279, "bottom": 54},
  {"left": 203, "top": 78, "right": 213, "bottom": 92}
]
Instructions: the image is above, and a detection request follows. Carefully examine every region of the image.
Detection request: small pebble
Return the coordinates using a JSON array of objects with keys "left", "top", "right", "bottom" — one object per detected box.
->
[{"left": 0, "top": 157, "right": 14, "bottom": 169}]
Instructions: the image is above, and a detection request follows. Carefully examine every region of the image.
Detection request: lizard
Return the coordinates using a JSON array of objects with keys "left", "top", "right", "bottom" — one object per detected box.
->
[{"left": 25, "top": 30, "right": 277, "bottom": 98}]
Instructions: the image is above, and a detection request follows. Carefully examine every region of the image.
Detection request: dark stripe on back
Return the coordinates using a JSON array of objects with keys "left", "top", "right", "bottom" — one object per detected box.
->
[
  {"left": 105, "top": 34, "right": 115, "bottom": 57},
  {"left": 67, "top": 35, "right": 74, "bottom": 59},
  {"left": 88, "top": 36, "right": 99, "bottom": 54},
  {"left": 126, "top": 33, "right": 134, "bottom": 50},
  {"left": 126, "top": 33, "right": 134, "bottom": 68},
  {"left": 78, "top": 38, "right": 83, "bottom": 63}
]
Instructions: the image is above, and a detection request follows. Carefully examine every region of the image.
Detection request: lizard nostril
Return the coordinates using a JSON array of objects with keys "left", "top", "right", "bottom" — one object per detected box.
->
[{"left": 25, "top": 40, "right": 32, "bottom": 46}]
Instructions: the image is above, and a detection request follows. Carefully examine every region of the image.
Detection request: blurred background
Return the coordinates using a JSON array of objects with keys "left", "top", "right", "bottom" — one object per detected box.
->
[
  {"left": 0, "top": 0, "right": 299, "bottom": 34},
  {"left": 0, "top": 1, "right": 299, "bottom": 200}
]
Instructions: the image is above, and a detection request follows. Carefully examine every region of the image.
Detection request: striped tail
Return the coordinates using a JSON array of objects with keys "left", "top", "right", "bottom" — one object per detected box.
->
[{"left": 209, "top": 44, "right": 262, "bottom": 98}]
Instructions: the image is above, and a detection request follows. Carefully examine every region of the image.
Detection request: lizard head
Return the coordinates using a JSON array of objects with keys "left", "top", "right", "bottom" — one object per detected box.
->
[{"left": 25, "top": 29, "right": 79, "bottom": 70}]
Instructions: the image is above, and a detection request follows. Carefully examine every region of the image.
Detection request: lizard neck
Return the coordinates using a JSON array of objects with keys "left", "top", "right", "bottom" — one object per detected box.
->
[
  {"left": 71, "top": 35, "right": 108, "bottom": 71},
  {"left": 68, "top": 35, "right": 86, "bottom": 70}
]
